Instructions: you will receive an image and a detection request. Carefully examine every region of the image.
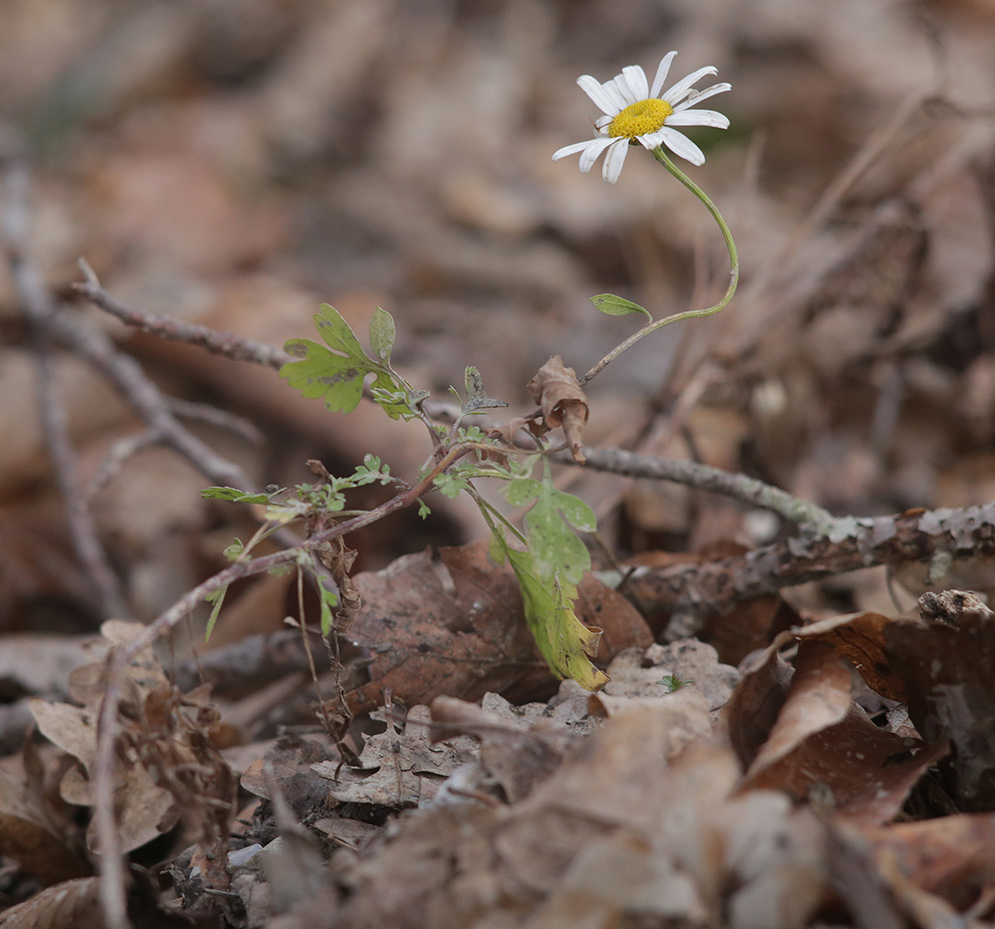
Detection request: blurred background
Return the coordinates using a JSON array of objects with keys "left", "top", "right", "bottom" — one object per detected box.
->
[{"left": 1, "top": 0, "right": 994, "bottom": 634}]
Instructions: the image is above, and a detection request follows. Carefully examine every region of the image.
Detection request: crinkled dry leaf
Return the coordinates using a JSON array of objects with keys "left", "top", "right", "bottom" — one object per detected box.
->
[
  {"left": 314, "top": 535, "right": 361, "bottom": 633},
  {"left": 527, "top": 355, "right": 589, "bottom": 463},
  {"left": 0, "top": 763, "right": 89, "bottom": 886},
  {"left": 733, "top": 639, "right": 948, "bottom": 825},
  {"left": 345, "top": 542, "right": 649, "bottom": 714},
  {"left": 310, "top": 706, "right": 476, "bottom": 807},
  {"left": 885, "top": 590, "right": 995, "bottom": 811},
  {"left": 795, "top": 610, "right": 907, "bottom": 703}
]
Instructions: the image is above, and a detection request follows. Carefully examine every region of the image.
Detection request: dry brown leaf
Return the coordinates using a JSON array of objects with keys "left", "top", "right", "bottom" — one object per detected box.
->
[
  {"left": 0, "top": 869, "right": 184, "bottom": 929},
  {"left": 744, "top": 641, "right": 854, "bottom": 776},
  {"left": 527, "top": 355, "right": 589, "bottom": 463},
  {"left": 0, "top": 877, "right": 105, "bottom": 929},
  {"left": 866, "top": 814, "right": 995, "bottom": 910},
  {"left": 0, "top": 762, "right": 89, "bottom": 887},
  {"left": 796, "top": 610, "right": 908, "bottom": 702},
  {"left": 731, "top": 639, "right": 948, "bottom": 825},
  {"left": 345, "top": 541, "right": 650, "bottom": 714},
  {"left": 309, "top": 706, "right": 476, "bottom": 807},
  {"left": 885, "top": 590, "right": 995, "bottom": 811}
]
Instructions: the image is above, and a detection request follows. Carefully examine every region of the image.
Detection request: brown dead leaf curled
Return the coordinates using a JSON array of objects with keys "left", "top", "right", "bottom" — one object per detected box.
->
[
  {"left": 315, "top": 535, "right": 361, "bottom": 634},
  {"left": 795, "top": 611, "right": 908, "bottom": 703},
  {"left": 884, "top": 590, "right": 995, "bottom": 811},
  {"left": 731, "top": 638, "right": 948, "bottom": 825},
  {"left": 527, "top": 355, "right": 589, "bottom": 463}
]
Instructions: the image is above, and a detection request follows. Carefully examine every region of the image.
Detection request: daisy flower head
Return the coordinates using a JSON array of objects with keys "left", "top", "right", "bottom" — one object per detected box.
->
[{"left": 552, "top": 51, "right": 731, "bottom": 184}]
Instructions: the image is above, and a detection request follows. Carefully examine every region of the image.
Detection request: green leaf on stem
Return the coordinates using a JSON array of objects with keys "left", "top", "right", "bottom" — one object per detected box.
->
[
  {"left": 502, "top": 544, "right": 608, "bottom": 691},
  {"left": 201, "top": 487, "right": 270, "bottom": 504},
  {"left": 591, "top": 293, "right": 652, "bottom": 321},
  {"left": 204, "top": 587, "right": 227, "bottom": 640},
  {"left": 368, "top": 306, "right": 395, "bottom": 362}
]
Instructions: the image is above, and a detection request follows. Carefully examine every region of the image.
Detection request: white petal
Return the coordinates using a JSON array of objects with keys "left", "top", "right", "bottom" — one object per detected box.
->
[
  {"left": 579, "top": 136, "right": 615, "bottom": 173},
  {"left": 665, "top": 110, "right": 730, "bottom": 130},
  {"left": 552, "top": 139, "right": 597, "bottom": 161},
  {"left": 637, "top": 128, "right": 667, "bottom": 149},
  {"left": 594, "top": 115, "right": 612, "bottom": 132},
  {"left": 602, "top": 79, "right": 630, "bottom": 111},
  {"left": 577, "top": 75, "right": 619, "bottom": 116},
  {"left": 663, "top": 66, "right": 719, "bottom": 105},
  {"left": 660, "top": 127, "right": 705, "bottom": 165},
  {"left": 609, "top": 72, "right": 639, "bottom": 106},
  {"left": 602, "top": 139, "right": 629, "bottom": 183},
  {"left": 650, "top": 51, "right": 678, "bottom": 98},
  {"left": 620, "top": 65, "right": 649, "bottom": 102},
  {"left": 672, "top": 82, "right": 731, "bottom": 109}
]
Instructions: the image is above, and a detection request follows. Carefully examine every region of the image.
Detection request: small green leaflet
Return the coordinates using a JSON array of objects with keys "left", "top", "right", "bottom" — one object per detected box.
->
[
  {"left": 505, "top": 476, "right": 596, "bottom": 584},
  {"left": 281, "top": 304, "right": 409, "bottom": 418},
  {"left": 317, "top": 578, "right": 340, "bottom": 636},
  {"left": 591, "top": 293, "right": 652, "bottom": 321},
  {"left": 368, "top": 306, "right": 395, "bottom": 362},
  {"left": 204, "top": 587, "right": 227, "bottom": 640},
  {"left": 201, "top": 487, "right": 271, "bottom": 505}
]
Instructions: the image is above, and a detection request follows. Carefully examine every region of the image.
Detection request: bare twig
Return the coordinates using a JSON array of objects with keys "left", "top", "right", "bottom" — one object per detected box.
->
[
  {"left": 559, "top": 445, "right": 837, "bottom": 531},
  {"left": 2, "top": 146, "right": 128, "bottom": 619},
  {"left": 74, "top": 258, "right": 292, "bottom": 369}
]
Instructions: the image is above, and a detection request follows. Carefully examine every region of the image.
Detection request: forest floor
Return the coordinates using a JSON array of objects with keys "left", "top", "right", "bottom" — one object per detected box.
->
[{"left": 2, "top": 1, "right": 995, "bottom": 927}]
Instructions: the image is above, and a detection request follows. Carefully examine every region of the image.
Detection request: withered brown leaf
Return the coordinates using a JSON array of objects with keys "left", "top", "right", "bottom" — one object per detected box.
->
[{"left": 527, "top": 355, "right": 589, "bottom": 463}]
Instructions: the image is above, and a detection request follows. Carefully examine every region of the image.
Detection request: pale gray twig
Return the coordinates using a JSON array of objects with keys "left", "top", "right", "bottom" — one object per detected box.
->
[
  {"left": 1, "top": 146, "right": 128, "bottom": 619},
  {"left": 559, "top": 445, "right": 837, "bottom": 532}
]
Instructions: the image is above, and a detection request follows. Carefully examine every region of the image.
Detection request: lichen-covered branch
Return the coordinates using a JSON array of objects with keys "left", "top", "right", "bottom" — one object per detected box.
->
[{"left": 627, "top": 502, "right": 995, "bottom": 638}]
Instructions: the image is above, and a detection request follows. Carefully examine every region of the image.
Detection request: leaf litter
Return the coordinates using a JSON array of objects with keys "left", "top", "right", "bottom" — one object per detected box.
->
[{"left": 4, "top": 1, "right": 995, "bottom": 927}]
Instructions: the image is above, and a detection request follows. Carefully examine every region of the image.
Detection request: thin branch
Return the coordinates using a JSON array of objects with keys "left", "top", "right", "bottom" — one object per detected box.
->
[
  {"left": 166, "top": 396, "right": 265, "bottom": 445},
  {"left": 559, "top": 445, "right": 837, "bottom": 531},
  {"left": 2, "top": 147, "right": 128, "bottom": 619},
  {"left": 74, "top": 258, "right": 292, "bottom": 369}
]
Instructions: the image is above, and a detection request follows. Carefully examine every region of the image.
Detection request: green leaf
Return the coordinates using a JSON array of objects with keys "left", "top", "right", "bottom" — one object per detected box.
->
[
  {"left": 201, "top": 487, "right": 270, "bottom": 504},
  {"left": 281, "top": 304, "right": 396, "bottom": 415},
  {"left": 314, "top": 303, "right": 366, "bottom": 358},
  {"left": 204, "top": 587, "right": 227, "bottom": 641},
  {"left": 503, "top": 546, "right": 608, "bottom": 690},
  {"left": 591, "top": 293, "right": 652, "bottom": 321},
  {"left": 505, "top": 478, "right": 541, "bottom": 507},
  {"left": 223, "top": 539, "right": 245, "bottom": 561},
  {"left": 280, "top": 339, "right": 365, "bottom": 413},
  {"left": 317, "top": 579, "right": 339, "bottom": 636},
  {"left": 369, "top": 306, "right": 396, "bottom": 362},
  {"left": 506, "top": 476, "right": 595, "bottom": 584}
]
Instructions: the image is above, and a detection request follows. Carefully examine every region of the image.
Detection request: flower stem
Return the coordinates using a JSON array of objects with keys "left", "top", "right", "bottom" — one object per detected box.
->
[{"left": 580, "top": 147, "right": 739, "bottom": 385}]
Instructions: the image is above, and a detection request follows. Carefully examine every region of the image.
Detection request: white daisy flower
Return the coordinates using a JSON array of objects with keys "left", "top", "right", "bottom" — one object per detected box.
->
[{"left": 552, "top": 51, "right": 731, "bottom": 184}]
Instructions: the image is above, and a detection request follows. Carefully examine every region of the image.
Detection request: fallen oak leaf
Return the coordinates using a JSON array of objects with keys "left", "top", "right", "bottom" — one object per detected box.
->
[{"left": 527, "top": 355, "right": 589, "bottom": 463}]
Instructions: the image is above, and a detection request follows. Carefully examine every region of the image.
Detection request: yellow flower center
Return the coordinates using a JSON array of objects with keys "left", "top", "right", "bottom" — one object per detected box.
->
[{"left": 608, "top": 98, "right": 673, "bottom": 139}]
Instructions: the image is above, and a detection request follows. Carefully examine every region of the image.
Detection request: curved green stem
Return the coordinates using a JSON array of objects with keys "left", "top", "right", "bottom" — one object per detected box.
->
[{"left": 580, "top": 147, "right": 739, "bottom": 385}]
